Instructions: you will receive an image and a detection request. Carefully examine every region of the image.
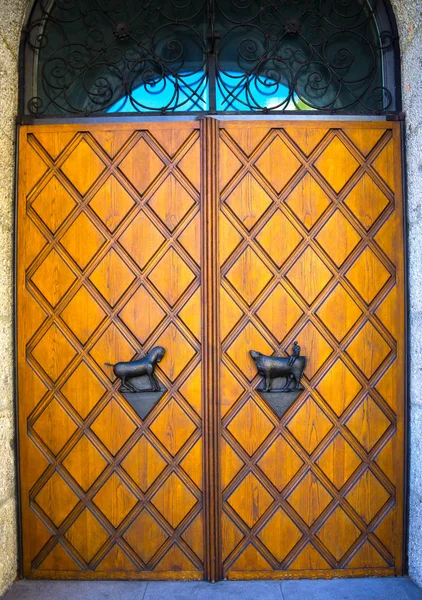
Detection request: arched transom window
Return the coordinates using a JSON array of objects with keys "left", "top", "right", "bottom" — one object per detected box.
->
[{"left": 21, "top": 0, "right": 400, "bottom": 117}]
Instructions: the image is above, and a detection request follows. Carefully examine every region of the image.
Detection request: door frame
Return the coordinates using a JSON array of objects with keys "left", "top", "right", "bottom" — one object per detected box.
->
[{"left": 14, "top": 115, "right": 409, "bottom": 581}]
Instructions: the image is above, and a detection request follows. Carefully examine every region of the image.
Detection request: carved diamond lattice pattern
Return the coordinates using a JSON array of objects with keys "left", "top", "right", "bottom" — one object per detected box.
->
[
  {"left": 22, "top": 127, "right": 203, "bottom": 575},
  {"left": 20, "top": 124, "right": 400, "bottom": 577},
  {"left": 219, "top": 125, "right": 399, "bottom": 576}
]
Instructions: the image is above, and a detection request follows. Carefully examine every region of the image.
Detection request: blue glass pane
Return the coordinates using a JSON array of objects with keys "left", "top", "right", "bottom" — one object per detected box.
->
[
  {"left": 108, "top": 72, "right": 208, "bottom": 114},
  {"left": 216, "top": 71, "right": 312, "bottom": 111},
  {"left": 108, "top": 71, "right": 314, "bottom": 113}
]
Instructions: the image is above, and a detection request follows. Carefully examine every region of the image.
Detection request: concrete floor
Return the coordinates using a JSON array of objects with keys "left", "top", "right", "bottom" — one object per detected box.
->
[{"left": 1, "top": 578, "right": 422, "bottom": 600}]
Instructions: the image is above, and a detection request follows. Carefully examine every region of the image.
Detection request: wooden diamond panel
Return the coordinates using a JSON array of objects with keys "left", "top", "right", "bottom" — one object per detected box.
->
[
  {"left": 219, "top": 122, "right": 405, "bottom": 579},
  {"left": 31, "top": 178, "right": 76, "bottom": 234},
  {"left": 18, "top": 122, "right": 203, "bottom": 579},
  {"left": 287, "top": 471, "right": 333, "bottom": 526},
  {"left": 225, "top": 173, "right": 272, "bottom": 231},
  {"left": 61, "top": 213, "right": 106, "bottom": 270}
]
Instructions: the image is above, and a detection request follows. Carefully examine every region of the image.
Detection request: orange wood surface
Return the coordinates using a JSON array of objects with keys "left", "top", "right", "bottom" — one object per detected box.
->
[
  {"left": 17, "top": 122, "right": 203, "bottom": 579},
  {"left": 219, "top": 121, "right": 405, "bottom": 579},
  {"left": 17, "top": 119, "right": 405, "bottom": 580}
]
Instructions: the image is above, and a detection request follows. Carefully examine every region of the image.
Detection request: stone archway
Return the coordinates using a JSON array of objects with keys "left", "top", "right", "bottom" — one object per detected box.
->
[{"left": 0, "top": 0, "right": 421, "bottom": 593}]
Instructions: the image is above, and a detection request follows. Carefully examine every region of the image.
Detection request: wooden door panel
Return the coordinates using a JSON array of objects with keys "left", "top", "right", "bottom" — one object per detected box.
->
[
  {"left": 17, "top": 122, "right": 203, "bottom": 579},
  {"left": 219, "top": 121, "right": 405, "bottom": 578},
  {"left": 18, "top": 119, "right": 405, "bottom": 581}
]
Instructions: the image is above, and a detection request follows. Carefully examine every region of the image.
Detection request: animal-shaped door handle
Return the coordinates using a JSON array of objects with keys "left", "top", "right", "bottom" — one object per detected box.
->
[
  {"left": 106, "top": 346, "right": 166, "bottom": 419},
  {"left": 249, "top": 342, "right": 306, "bottom": 418}
]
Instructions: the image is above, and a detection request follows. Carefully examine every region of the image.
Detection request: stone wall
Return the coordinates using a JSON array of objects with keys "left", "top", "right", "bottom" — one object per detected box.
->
[
  {"left": 0, "top": 0, "right": 420, "bottom": 595},
  {"left": 391, "top": 0, "right": 422, "bottom": 587},
  {"left": 0, "top": 0, "right": 27, "bottom": 595}
]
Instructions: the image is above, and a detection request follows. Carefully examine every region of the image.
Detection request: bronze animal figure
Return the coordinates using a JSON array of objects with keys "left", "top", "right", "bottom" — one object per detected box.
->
[
  {"left": 106, "top": 346, "right": 165, "bottom": 392},
  {"left": 249, "top": 345, "right": 306, "bottom": 392}
]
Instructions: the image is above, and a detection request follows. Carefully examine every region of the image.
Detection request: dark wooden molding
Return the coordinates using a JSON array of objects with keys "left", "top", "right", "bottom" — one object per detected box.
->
[{"left": 201, "top": 117, "right": 222, "bottom": 582}]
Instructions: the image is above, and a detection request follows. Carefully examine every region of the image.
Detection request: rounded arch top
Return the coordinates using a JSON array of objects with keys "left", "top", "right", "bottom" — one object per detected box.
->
[{"left": 20, "top": 0, "right": 401, "bottom": 118}]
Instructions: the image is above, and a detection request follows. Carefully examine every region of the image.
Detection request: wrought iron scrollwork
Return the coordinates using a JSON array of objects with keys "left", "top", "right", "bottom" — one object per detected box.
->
[
  {"left": 213, "top": 0, "right": 396, "bottom": 113},
  {"left": 24, "top": 0, "right": 209, "bottom": 116},
  {"left": 22, "top": 0, "right": 399, "bottom": 117}
]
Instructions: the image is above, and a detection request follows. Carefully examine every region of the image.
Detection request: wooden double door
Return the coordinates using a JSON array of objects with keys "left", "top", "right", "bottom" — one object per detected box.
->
[{"left": 17, "top": 118, "right": 405, "bottom": 581}]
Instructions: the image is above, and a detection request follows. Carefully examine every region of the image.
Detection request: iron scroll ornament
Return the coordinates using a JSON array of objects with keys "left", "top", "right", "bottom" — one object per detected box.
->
[
  {"left": 22, "top": 0, "right": 399, "bottom": 117},
  {"left": 250, "top": 342, "right": 306, "bottom": 418},
  {"left": 106, "top": 346, "right": 166, "bottom": 419}
]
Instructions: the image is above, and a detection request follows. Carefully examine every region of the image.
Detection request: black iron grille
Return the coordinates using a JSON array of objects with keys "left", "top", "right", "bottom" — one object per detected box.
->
[{"left": 22, "top": 0, "right": 400, "bottom": 117}]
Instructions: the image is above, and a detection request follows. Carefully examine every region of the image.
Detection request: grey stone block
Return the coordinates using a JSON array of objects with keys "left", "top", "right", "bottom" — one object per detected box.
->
[
  {"left": 409, "top": 494, "right": 422, "bottom": 584},
  {"left": 281, "top": 577, "right": 422, "bottom": 600},
  {"left": 0, "top": 412, "right": 15, "bottom": 507},
  {"left": 1, "top": 580, "right": 148, "bottom": 600},
  {"left": 0, "top": 320, "right": 13, "bottom": 413},
  {"left": 2, "top": 578, "right": 422, "bottom": 600},
  {"left": 0, "top": 134, "right": 17, "bottom": 232},
  {"left": 405, "top": 127, "right": 422, "bottom": 228},
  {"left": 144, "top": 581, "right": 283, "bottom": 600},
  {"left": 402, "top": 29, "right": 422, "bottom": 133},
  {"left": 0, "top": 0, "right": 31, "bottom": 58},
  {"left": 0, "top": 498, "right": 17, "bottom": 598},
  {"left": 391, "top": 0, "right": 422, "bottom": 54},
  {"left": 0, "top": 46, "right": 18, "bottom": 140},
  {"left": 409, "top": 403, "right": 422, "bottom": 583}
]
